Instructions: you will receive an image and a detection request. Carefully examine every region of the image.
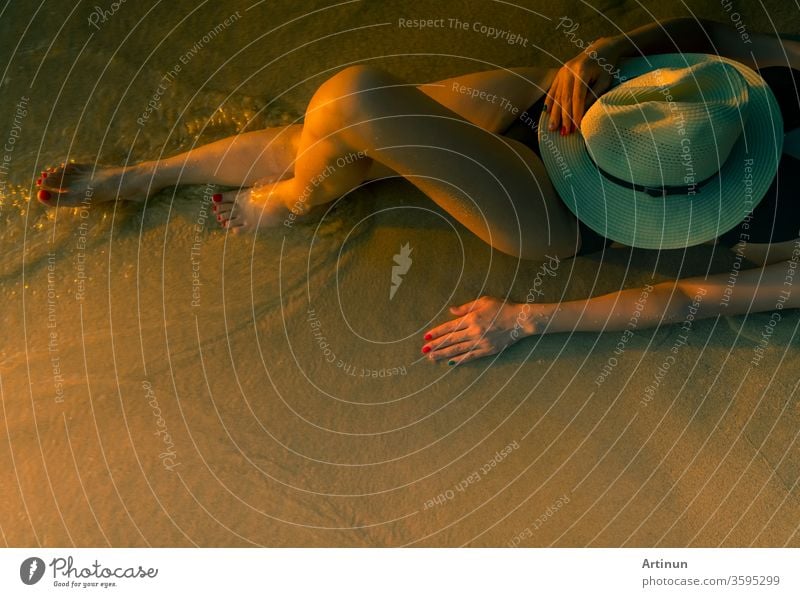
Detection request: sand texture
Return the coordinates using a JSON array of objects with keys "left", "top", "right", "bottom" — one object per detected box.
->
[{"left": 0, "top": 0, "right": 798, "bottom": 546}]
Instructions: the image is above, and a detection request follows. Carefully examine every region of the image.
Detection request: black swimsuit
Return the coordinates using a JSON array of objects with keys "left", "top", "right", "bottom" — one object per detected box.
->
[{"left": 503, "top": 66, "right": 800, "bottom": 255}]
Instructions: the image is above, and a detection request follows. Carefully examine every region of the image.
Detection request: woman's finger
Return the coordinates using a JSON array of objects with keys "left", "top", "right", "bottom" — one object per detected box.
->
[
  {"left": 449, "top": 300, "right": 480, "bottom": 316},
  {"left": 544, "top": 70, "right": 561, "bottom": 114},
  {"left": 547, "top": 74, "right": 563, "bottom": 131},
  {"left": 553, "top": 70, "right": 573, "bottom": 133},
  {"left": 427, "top": 339, "right": 480, "bottom": 362},
  {"left": 426, "top": 328, "right": 472, "bottom": 352},
  {"left": 424, "top": 316, "right": 469, "bottom": 342},
  {"left": 560, "top": 71, "right": 574, "bottom": 134},
  {"left": 571, "top": 70, "right": 590, "bottom": 130}
]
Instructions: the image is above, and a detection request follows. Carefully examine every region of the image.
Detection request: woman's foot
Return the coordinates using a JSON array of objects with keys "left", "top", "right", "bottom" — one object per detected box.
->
[
  {"left": 212, "top": 179, "right": 302, "bottom": 233},
  {"left": 35, "top": 162, "right": 153, "bottom": 206}
]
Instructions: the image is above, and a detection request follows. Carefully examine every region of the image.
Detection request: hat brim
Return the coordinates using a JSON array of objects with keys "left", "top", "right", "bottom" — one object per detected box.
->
[{"left": 538, "top": 53, "right": 784, "bottom": 250}]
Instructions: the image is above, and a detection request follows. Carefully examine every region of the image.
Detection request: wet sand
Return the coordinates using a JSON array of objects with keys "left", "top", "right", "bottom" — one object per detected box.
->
[{"left": 0, "top": 0, "right": 798, "bottom": 546}]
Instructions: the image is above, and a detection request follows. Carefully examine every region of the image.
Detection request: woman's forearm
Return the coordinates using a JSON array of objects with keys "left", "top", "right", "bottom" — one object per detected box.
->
[
  {"left": 536, "top": 282, "right": 687, "bottom": 335},
  {"left": 602, "top": 17, "right": 794, "bottom": 70},
  {"left": 423, "top": 259, "right": 798, "bottom": 364},
  {"left": 523, "top": 259, "right": 799, "bottom": 336}
]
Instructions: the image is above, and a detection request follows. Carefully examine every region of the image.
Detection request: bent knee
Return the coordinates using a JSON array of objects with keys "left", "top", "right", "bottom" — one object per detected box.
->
[
  {"left": 306, "top": 65, "right": 398, "bottom": 127},
  {"left": 331, "top": 64, "right": 395, "bottom": 93}
]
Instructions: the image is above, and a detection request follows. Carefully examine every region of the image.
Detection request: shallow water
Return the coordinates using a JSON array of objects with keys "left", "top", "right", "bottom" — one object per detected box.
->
[{"left": 1, "top": 0, "right": 799, "bottom": 547}]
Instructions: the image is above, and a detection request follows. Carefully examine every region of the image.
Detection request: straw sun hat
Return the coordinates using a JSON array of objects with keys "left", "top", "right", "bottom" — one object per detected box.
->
[{"left": 538, "top": 53, "right": 783, "bottom": 249}]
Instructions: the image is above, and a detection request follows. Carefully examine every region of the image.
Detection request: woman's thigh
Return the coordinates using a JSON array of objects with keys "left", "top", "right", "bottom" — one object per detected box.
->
[
  {"left": 417, "top": 66, "right": 557, "bottom": 133},
  {"left": 310, "top": 64, "right": 575, "bottom": 258},
  {"left": 364, "top": 66, "right": 556, "bottom": 182}
]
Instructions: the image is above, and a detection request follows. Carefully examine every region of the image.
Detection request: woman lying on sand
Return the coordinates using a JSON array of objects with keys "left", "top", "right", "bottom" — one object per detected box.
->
[{"left": 36, "top": 17, "right": 800, "bottom": 365}]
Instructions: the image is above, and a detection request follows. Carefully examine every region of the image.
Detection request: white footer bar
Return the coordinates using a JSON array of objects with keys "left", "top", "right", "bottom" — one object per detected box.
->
[{"left": 1, "top": 548, "right": 797, "bottom": 596}]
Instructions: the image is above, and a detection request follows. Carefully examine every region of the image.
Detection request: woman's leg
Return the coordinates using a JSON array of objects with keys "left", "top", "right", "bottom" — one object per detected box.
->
[
  {"left": 38, "top": 125, "right": 304, "bottom": 204},
  {"left": 39, "top": 67, "right": 553, "bottom": 203},
  {"left": 217, "top": 65, "right": 576, "bottom": 259},
  {"left": 40, "top": 65, "right": 575, "bottom": 258}
]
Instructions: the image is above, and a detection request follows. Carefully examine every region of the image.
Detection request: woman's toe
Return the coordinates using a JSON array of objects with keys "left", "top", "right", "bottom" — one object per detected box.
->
[
  {"left": 60, "top": 163, "right": 82, "bottom": 175},
  {"left": 42, "top": 169, "right": 71, "bottom": 190},
  {"left": 36, "top": 189, "right": 52, "bottom": 204},
  {"left": 47, "top": 168, "right": 67, "bottom": 182},
  {"left": 40, "top": 178, "right": 64, "bottom": 192},
  {"left": 215, "top": 203, "right": 233, "bottom": 217},
  {"left": 226, "top": 213, "right": 245, "bottom": 228}
]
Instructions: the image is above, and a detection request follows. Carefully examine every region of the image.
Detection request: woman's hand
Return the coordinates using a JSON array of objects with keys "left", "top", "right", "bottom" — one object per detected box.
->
[
  {"left": 544, "top": 36, "right": 624, "bottom": 135},
  {"left": 421, "top": 296, "right": 551, "bottom": 366}
]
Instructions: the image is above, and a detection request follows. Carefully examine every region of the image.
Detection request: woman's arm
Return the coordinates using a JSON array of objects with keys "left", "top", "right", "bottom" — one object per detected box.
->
[
  {"left": 542, "top": 258, "right": 799, "bottom": 334},
  {"left": 546, "top": 17, "right": 799, "bottom": 134},
  {"left": 422, "top": 259, "right": 799, "bottom": 365}
]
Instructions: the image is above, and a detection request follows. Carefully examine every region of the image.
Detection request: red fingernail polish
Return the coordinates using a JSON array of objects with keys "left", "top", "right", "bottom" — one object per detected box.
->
[
  {"left": 424, "top": 333, "right": 432, "bottom": 340},
  {"left": 422, "top": 345, "right": 431, "bottom": 354},
  {"left": 212, "top": 193, "right": 222, "bottom": 203},
  {"left": 561, "top": 127, "right": 567, "bottom": 136},
  {"left": 37, "top": 189, "right": 50, "bottom": 202}
]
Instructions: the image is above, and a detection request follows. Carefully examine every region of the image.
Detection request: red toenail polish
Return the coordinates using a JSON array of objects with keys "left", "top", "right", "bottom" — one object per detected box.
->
[
  {"left": 212, "top": 193, "right": 222, "bottom": 202},
  {"left": 36, "top": 178, "right": 41, "bottom": 185},
  {"left": 37, "top": 189, "right": 50, "bottom": 202},
  {"left": 422, "top": 345, "right": 431, "bottom": 354},
  {"left": 424, "top": 333, "right": 432, "bottom": 340},
  {"left": 41, "top": 172, "right": 47, "bottom": 178}
]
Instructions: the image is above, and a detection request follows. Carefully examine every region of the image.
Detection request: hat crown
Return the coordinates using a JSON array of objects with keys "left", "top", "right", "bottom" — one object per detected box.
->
[
  {"left": 537, "top": 53, "right": 783, "bottom": 250},
  {"left": 582, "top": 61, "right": 750, "bottom": 188}
]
